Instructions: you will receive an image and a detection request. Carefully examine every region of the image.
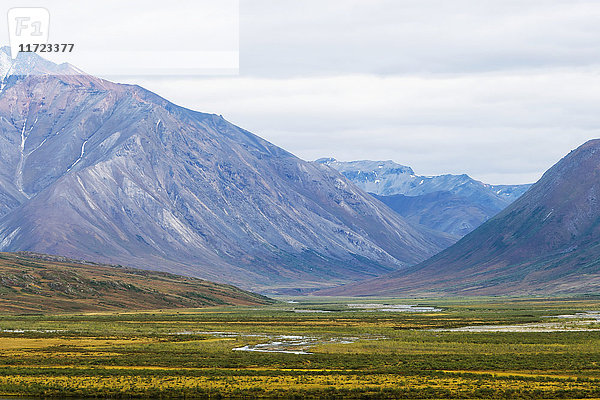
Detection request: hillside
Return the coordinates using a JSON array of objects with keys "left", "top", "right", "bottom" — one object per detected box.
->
[
  {"left": 0, "top": 252, "right": 272, "bottom": 313},
  {"left": 320, "top": 140, "right": 600, "bottom": 296},
  {"left": 0, "top": 48, "right": 453, "bottom": 293}
]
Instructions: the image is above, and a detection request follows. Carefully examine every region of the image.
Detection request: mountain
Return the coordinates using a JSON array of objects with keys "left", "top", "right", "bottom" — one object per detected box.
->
[
  {"left": 0, "top": 251, "right": 272, "bottom": 313},
  {"left": 0, "top": 48, "right": 454, "bottom": 293},
  {"left": 317, "top": 158, "right": 530, "bottom": 236},
  {"left": 320, "top": 140, "right": 600, "bottom": 296}
]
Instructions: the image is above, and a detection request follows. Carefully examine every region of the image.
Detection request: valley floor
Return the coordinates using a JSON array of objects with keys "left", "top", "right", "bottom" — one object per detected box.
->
[{"left": 1, "top": 297, "right": 600, "bottom": 398}]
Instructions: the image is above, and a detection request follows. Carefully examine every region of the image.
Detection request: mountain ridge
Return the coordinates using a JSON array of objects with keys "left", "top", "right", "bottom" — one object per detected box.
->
[{"left": 317, "top": 158, "right": 531, "bottom": 236}]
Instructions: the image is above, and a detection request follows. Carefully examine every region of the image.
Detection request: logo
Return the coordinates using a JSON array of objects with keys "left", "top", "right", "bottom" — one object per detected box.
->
[{"left": 7, "top": 8, "right": 50, "bottom": 59}]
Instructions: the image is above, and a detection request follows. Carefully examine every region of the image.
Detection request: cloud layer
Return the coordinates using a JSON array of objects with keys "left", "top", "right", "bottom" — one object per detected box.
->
[{"left": 121, "top": 0, "right": 600, "bottom": 184}]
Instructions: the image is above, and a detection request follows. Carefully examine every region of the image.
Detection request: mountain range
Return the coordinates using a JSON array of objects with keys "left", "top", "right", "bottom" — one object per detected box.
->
[
  {"left": 317, "top": 159, "right": 530, "bottom": 236},
  {"left": 0, "top": 48, "right": 454, "bottom": 293},
  {"left": 320, "top": 139, "right": 600, "bottom": 296}
]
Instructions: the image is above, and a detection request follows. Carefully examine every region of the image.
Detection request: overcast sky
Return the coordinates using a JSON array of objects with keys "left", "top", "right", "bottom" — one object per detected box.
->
[{"left": 11, "top": 0, "right": 600, "bottom": 184}]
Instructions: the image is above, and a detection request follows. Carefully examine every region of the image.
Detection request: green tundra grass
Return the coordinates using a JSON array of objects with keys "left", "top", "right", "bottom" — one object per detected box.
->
[{"left": 1, "top": 296, "right": 600, "bottom": 398}]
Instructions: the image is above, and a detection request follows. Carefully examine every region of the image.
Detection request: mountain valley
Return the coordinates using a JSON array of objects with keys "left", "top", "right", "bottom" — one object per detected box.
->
[{"left": 320, "top": 140, "right": 600, "bottom": 296}]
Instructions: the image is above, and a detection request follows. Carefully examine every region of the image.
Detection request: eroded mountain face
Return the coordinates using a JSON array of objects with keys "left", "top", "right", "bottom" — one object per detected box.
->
[{"left": 0, "top": 49, "right": 454, "bottom": 292}]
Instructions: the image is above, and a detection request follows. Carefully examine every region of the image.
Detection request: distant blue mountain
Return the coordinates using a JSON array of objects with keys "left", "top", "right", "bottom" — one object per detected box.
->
[{"left": 317, "top": 158, "right": 531, "bottom": 236}]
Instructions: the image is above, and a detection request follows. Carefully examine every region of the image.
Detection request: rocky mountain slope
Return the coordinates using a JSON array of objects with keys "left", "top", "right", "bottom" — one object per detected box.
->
[
  {"left": 317, "top": 158, "right": 530, "bottom": 236},
  {"left": 0, "top": 48, "right": 454, "bottom": 293},
  {"left": 320, "top": 140, "right": 600, "bottom": 296},
  {"left": 0, "top": 252, "right": 272, "bottom": 313}
]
